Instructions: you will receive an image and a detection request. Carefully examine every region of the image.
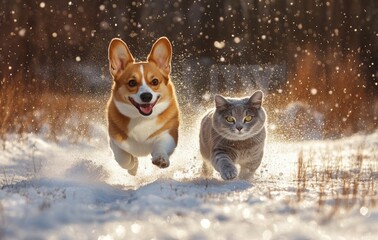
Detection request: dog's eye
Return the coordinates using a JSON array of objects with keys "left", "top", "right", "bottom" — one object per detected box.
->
[
  {"left": 128, "top": 80, "right": 137, "bottom": 87},
  {"left": 151, "top": 78, "right": 159, "bottom": 86}
]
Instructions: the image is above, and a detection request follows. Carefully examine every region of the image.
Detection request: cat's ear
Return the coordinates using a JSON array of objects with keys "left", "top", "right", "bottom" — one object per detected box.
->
[
  {"left": 248, "top": 90, "right": 264, "bottom": 109},
  {"left": 215, "top": 95, "right": 229, "bottom": 110}
]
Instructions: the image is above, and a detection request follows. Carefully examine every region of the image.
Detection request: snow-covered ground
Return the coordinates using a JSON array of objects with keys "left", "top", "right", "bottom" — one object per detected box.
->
[{"left": 0, "top": 121, "right": 377, "bottom": 240}]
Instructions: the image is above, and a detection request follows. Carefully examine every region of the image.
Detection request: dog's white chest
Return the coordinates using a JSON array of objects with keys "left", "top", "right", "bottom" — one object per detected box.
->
[
  {"left": 113, "top": 117, "right": 163, "bottom": 157},
  {"left": 128, "top": 117, "right": 163, "bottom": 141}
]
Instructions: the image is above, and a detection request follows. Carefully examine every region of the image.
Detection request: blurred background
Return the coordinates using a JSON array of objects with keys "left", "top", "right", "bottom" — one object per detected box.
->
[{"left": 1, "top": 0, "right": 377, "bottom": 140}]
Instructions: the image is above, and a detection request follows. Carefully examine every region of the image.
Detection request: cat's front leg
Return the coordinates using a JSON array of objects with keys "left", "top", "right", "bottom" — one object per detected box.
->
[
  {"left": 239, "top": 166, "right": 256, "bottom": 180},
  {"left": 212, "top": 150, "right": 237, "bottom": 180},
  {"left": 151, "top": 131, "right": 177, "bottom": 168},
  {"left": 239, "top": 152, "right": 264, "bottom": 180},
  {"left": 201, "top": 160, "right": 214, "bottom": 177}
]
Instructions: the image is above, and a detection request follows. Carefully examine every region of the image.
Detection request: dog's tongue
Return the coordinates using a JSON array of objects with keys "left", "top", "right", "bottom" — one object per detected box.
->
[{"left": 140, "top": 104, "right": 153, "bottom": 114}]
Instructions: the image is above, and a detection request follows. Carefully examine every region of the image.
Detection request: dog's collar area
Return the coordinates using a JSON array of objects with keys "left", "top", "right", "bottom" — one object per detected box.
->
[{"left": 129, "top": 96, "right": 160, "bottom": 116}]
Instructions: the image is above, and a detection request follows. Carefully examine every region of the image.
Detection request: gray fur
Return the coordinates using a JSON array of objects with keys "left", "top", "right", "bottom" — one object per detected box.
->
[{"left": 199, "top": 90, "right": 267, "bottom": 180}]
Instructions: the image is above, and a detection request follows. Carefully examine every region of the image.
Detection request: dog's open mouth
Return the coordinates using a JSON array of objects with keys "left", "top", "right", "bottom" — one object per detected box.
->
[{"left": 129, "top": 96, "right": 160, "bottom": 116}]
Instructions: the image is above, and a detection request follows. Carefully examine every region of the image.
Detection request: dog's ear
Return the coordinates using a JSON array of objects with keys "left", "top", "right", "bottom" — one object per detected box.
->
[
  {"left": 108, "top": 38, "right": 134, "bottom": 78},
  {"left": 147, "top": 37, "right": 172, "bottom": 75}
]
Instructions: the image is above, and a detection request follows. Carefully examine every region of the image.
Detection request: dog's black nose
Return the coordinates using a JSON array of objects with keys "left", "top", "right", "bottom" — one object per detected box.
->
[{"left": 140, "top": 92, "right": 153, "bottom": 103}]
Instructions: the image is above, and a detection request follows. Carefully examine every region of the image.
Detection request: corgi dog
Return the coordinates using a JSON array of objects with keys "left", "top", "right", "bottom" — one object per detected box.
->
[{"left": 107, "top": 37, "right": 180, "bottom": 175}]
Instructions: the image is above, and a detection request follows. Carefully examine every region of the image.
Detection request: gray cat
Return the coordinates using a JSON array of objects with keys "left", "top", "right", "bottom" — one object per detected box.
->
[{"left": 199, "top": 90, "right": 267, "bottom": 180}]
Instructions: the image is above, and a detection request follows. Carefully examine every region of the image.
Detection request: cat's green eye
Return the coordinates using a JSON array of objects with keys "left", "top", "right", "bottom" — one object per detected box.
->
[
  {"left": 244, "top": 115, "right": 253, "bottom": 122},
  {"left": 226, "top": 116, "right": 235, "bottom": 123}
]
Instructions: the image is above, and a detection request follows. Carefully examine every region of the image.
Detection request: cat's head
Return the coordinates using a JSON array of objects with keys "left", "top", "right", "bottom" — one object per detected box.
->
[{"left": 212, "top": 90, "right": 267, "bottom": 140}]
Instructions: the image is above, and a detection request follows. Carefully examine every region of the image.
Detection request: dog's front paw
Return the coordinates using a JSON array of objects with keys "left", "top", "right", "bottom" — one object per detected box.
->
[
  {"left": 220, "top": 163, "right": 237, "bottom": 180},
  {"left": 151, "top": 153, "right": 170, "bottom": 168}
]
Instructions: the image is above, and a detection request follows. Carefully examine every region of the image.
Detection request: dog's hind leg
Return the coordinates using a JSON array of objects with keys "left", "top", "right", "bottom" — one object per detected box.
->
[{"left": 110, "top": 140, "right": 138, "bottom": 175}]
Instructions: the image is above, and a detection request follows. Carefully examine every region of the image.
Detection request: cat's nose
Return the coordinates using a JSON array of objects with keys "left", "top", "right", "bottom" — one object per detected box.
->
[{"left": 236, "top": 126, "right": 243, "bottom": 131}]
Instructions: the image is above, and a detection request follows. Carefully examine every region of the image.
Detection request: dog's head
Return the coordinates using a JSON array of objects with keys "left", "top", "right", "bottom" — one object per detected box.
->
[{"left": 108, "top": 37, "right": 173, "bottom": 118}]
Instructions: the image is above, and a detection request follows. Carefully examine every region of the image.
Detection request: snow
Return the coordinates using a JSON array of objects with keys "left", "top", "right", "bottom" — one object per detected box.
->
[{"left": 1, "top": 122, "right": 377, "bottom": 239}]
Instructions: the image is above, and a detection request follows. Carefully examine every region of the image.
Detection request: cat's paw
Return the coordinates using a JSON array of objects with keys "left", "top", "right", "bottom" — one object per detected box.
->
[
  {"left": 220, "top": 163, "right": 238, "bottom": 180},
  {"left": 152, "top": 153, "right": 170, "bottom": 168}
]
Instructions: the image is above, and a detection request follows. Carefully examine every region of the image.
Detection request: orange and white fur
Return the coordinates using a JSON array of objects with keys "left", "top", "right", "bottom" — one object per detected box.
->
[{"left": 107, "top": 37, "right": 180, "bottom": 175}]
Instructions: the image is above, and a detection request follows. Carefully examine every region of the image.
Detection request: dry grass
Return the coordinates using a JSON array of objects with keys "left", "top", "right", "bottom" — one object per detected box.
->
[
  {"left": 0, "top": 201, "right": 4, "bottom": 239},
  {"left": 295, "top": 142, "right": 377, "bottom": 218},
  {"left": 0, "top": 74, "right": 107, "bottom": 142},
  {"left": 269, "top": 45, "right": 377, "bottom": 138}
]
